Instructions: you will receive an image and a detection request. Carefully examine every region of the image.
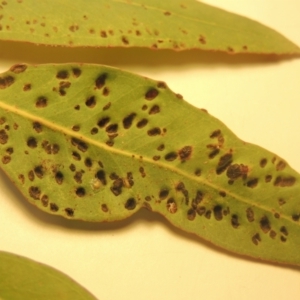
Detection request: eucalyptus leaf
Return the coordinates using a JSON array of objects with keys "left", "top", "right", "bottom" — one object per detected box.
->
[
  {"left": 1, "top": 64, "right": 300, "bottom": 266},
  {"left": 0, "top": 251, "right": 97, "bottom": 300},
  {"left": 0, "top": 0, "right": 299, "bottom": 54}
]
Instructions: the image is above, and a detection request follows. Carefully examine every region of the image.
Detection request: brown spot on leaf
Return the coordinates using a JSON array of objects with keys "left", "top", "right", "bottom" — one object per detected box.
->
[
  {"left": 165, "top": 152, "right": 178, "bottom": 161},
  {"left": 29, "top": 186, "right": 41, "bottom": 200},
  {"left": 260, "top": 216, "right": 271, "bottom": 233},
  {"left": 125, "top": 198, "right": 136, "bottom": 210},
  {"left": 260, "top": 158, "right": 267, "bottom": 168},
  {"left": 187, "top": 208, "right": 196, "bottom": 221},
  {"left": 145, "top": 88, "right": 159, "bottom": 100},
  {"left": 178, "top": 146, "right": 192, "bottom": 162},
  {"left": 226, "top": 164, "right": 248, "bottom": 180},
  {"left": 36, "top": 96, "right": 47, "bottom": 108},
  {"left": 231, "top": 215, "right": 240, "bottom": 228},
  {"left": 246, "top": 178, "right": 258, "bottom": 188},
  {"left": 159, "top": 188, "right": 169, "bottom": 200},
  {"left": 10, "top": 64, "right": 27, "bottom": 74},
  {"left": 213, "top": 205, "right": 223, "bottom": 221},
  {"left": 0, "top": 75, "right": 14, "bottom": 89},
  {"left": 75, "top": 187, "right": 86, "bottom": 197},
  {"left": 216, "top": 153, "right": 232, "bottom": 174},
  {"left": 147, "top": 127, "right": 161, "bottom": 136},
  {"left": 246, "top": 208, "right": 254, "bottom": 222},
  {"left": 136, "top": 118, "right": 148, "bottom": 128},
  {"left": 95, "top": 74, "right": 107, "bottom": 89},
  {"left": 0, "top": 129, "right": 8, "bottom": 144},
  {"left": 252, "top": 233, "right": 261, "bottom": 245},
  {"left": 274, "top": 176, "right": 296, "bottom": 187}
]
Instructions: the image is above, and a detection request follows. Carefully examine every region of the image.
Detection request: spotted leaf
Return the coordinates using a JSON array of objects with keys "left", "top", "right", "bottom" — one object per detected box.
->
[
  {"left": 0, "top": 251, "right": 97, "bottom": 299},
  {"left": 0, "top": 0, "right": 299, "bottom": 54},
  {"left": 1, "top": 64, "right": 300, "bottom": 266}
]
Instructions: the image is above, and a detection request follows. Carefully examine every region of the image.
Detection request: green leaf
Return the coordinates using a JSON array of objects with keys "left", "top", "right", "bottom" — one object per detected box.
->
[
  {"left": 0, "top": 0, "right": 299, "bottom": 54},
  {"left": 0, "top": 251, "right": 97, "bottom": 300},
  {"left": 1, "top": 63, "right": 300, "bottom": 266}
]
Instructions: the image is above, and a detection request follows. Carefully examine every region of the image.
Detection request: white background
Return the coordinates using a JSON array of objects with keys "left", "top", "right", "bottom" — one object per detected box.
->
[{"left": 1, "top": 1, "right": 300, "bottom": 299}]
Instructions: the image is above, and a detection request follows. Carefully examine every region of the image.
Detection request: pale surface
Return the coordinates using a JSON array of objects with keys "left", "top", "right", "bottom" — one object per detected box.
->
[{"left": 0, "top": 1, "right": 300, "bottom": 299}]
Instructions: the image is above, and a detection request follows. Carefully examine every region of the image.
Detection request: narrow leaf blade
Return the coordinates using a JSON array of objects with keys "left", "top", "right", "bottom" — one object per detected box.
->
[
  {"left": 0, "top": 251, "right": 97, "bottom": 300},
  {"left": 0, "top": 0, "right": 299, "bottom": 54},
  {"left": 1, "top": 64, "right": 300, "bottom": 266}
]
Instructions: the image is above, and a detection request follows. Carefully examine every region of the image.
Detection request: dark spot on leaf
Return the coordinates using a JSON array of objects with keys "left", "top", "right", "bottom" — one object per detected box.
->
[
  {"left": 149, "top": 105, "right": 160, "bottom": 114},
  {"left": 102, "top": 102, "right": 111, "bottom": 110},
  {"left": 194, "top": 168, "right": 201, "bottom": 176},
  {"left": 165, "top": 152, "right": 178, "bottom": 161},
  {"left": 95, "top": 74, "right": 107, "bottom": 89},
  {"left": 280, "top": 236, "right": 287, "bottom": 242},
  {"left": 29, "top": 186, "right": 41, "bottom": 200},
  {"left": 226, "top": 164, "right": 248, "bottom": 180},
  {"left": 65, "top": 208, "right": 74, "bottom": 217},
  {"left": 246, "top": 178, "right": 258, "bottom": 188},
  {"left": 2, "top": 155, "right": 11, "bottom": 164},
  {"left": 139, "top": 167, "right": 146, "bottom": 178},
  {"left": 110, "top": 178, "right": 123, "bottom": 196},
  {"left": 84, "top": 158, "right": 92, "bottom": 168},
  {"left": 6, "top": 147, "right": 13, "bottom": 155},
  {"left": 231, "top": 215, "right": 239, "bottom": 228},
  {"left": 41, "top": 195, "right": 49, "bottom": 207},
  {"left": 74, "top": 105, "right": 80, "bottom": 110},
  {"left": 55, "top": 171, "right": 64, "bottom": 184},
  {"left": 274, "top": 176, "right": 296, "bottom": 187},
  {"left": 205, "top": 210, "right": 211, "bottom": 219},
  {"left": 36, "top": 96, "right": 47, "bottom": 108},
  {"left": 260, "top": 216, "right": 271, "bottom": 233},
  {"left": 0, "top": 75, "right": 14, "bottom": 89},
  {"left": 72, "top": 125, "right": 80, "bottom": 132},
  {"left": 71, "top": 138, "right": 88, "bottom": 152},
  {"left": 34, "top": 166, "right": 44, "bottom": 179},
  {"left": 56, "top": 70, "right": 69, "bottom": 79},
  {"left": 269, "top": 230, "right": 277, "bottom": 239},
  {"left": 28, "top": 170, "right": 35, "bottom": 181},
  {"left": 96, "top": 170, "right": 107, "bottom": 185},
  {"left": 292, "top": 214, "right": 300, "bottom": 221},
  {"left": 153, "top": 155, "right": 160, "bottom": 161},
  {"left": 208, "top": 148, "right": 220, "bottom": 159},
  {"left": 33, "top": 122, "right": 42, "bottom": 133},
  {"left": 167, "top": 198, "right": 177, "bottom": 213},
  {"left": 91, "top": 127, "right": 98, "bottom": 135},
  {"left": 157, "top": 81, "right": 167, "bottom": 89},
  {"left": 75, "top": 187, "right": 86, "bottom": 197},
  {"left": 252, "top": 233, "right": 261, "bottom": 245},
  {"left": 10, "top": 64, "right": 27, "bottom": 74},
  {"left": 85, "top": 96, "right": 96, "bottom": 108},
  {"left": 178, "top": 146, "right": 192, "bottom": 161},
  {"left": 246, "top": 208, "right": 254, "bottom": 222},
  {"left": 278, "top": 198, "right": 286, "bottom": 206},
  {"left": 98, "top": 116, "right": 110, "bottom": 128},
  {"left": 101, "top": 204, "right": 108, "bottom": 212},
  {"left": 265, "top": 175, "right": 272, "bottom": 183},
  {"left": 219, "top": 191, "right": 226, "bottom": 197},
  {"left": 210, "top": 130, "right": 221, "bottom": 138},
  {"left": 106, "top": 123, "right": 118, "bottom": 134},
  {"left": 187, "top": 208, "right": 196, "bottom": 221},
  {"left": 164, "top": 11, "right": 171, "bottom": 16},
  {"left": 125, "top": 198, "right": 136, "bottom": 210},
  {"left": 213, "top": 205, "right": 223, "bottom": 221},
  {"left": 0, "top": 129, "right": 8, "bottom": 144},
  {"left": 72, "top": 151, "right": 81, "bottom": 161},
  {"left": 72, "top": 68, "right": 81, "bottom": 78},
  {"left": 27, "top": 137, "right": 37, "bottom": 148},
  {"left": 192, "top": 191, "right": 203, "bottom": 208},
  {"left": 136, "top": 118, "right": 148, "bottom": 128},
  {"left": 106, "top": 140, "right": 114, "bottom": 147},
  {"left": 157, "top": 144, "right": 165, "bottom": 151},
  {"left": 147, "top": 127, "right": 161, "bottom": 136},
  {"left": 50, "top": 203, "right": 59, "bottom": 212},
  {"left": 276, "top": 160, "right": 286, "bottom": 171},
  {"left": 280, "top": 226, "right": 288, "bottom": 236},
  {"left": 145, "top": 88, "right": 159, "bottom": 100},
  {"left": 196, "top": 206, "right": 206, "bottom": 216},
  {"left": 260, "top": 158, "right": 267, "bottom": 168},
  {"left": 159, "top": 188, "right": 169, "bottom": 200},
  {"left": 216, "top": 153, "right": 232, "bottom": 174},
  {"left": 23, "top": 83, "right": 31, "bottom": 91},
  {"left": 199, "top": 35, "right": 206, "bottom": 44},
  {"left": 145, "top": 196, "right": 151, "bottom": 201},
  {"left": 69, "top": 164, "right": 76, "bottom": 172},
  {"left": 122, "top": 36, "right": 129, "bottom": 44}
]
